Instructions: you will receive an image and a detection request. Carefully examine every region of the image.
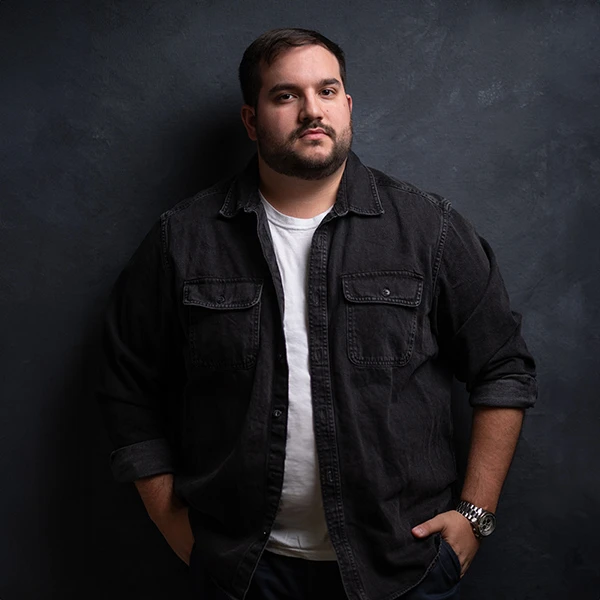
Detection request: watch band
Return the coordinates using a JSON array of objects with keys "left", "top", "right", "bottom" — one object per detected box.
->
[{"left": 455, "top": 500, "right": 497, "bottom": 538}]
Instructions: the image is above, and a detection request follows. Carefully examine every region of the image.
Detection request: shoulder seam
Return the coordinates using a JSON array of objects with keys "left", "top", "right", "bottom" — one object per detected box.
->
[
  {"left": 370, "top": 169, "right": 451, "bottom": 213},
  {"left": 159, "top": 213, "right": 171, "bottom": 274},
  {"left": 162, "top": 181, "right": 232, "bottom": 220},
  {"left": 432, "top": 201, "right": 451, "bottom": 295}
]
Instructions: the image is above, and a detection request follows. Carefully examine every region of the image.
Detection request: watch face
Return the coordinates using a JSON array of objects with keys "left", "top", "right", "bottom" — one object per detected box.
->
[{"left": 478, "top": 513, "right": 497, "bottom": 537}]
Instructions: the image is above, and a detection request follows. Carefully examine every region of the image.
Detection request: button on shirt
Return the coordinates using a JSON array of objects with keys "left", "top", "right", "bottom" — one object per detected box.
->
[{"left": 97, "top": 152, "right": 537, "bottom": 600}]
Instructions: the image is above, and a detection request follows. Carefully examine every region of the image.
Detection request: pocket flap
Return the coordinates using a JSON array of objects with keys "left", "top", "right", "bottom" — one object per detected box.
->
[
  {"left": 183, "top": 278, "right": 263, "bottom": 310},
  {"left": 341, "top": 271, "right": 423, "bottom": 307}
]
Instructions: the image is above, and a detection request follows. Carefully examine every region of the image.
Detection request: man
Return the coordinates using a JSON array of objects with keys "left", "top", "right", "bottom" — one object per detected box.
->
[{"left": 97, "top": 28, "right": 537, "bottom": 600}]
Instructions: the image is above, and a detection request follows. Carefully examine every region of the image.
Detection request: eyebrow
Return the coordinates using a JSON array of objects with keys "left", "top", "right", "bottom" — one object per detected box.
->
[{"left": 267, "top": 78, "right": 342, "bottom": 96}]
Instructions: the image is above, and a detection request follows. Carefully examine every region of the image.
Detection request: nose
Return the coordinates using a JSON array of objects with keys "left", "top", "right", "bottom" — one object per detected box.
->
[{"left": 299, "top": 92, "right": 324, "bottom": 122}]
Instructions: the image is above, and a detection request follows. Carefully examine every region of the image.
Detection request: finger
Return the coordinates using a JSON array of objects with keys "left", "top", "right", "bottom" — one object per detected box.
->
[{"left": 411, "top": 514, "right": 445, "bottom": 538}]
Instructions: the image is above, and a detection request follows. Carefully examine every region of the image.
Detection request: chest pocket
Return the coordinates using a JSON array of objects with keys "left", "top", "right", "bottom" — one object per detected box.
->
[
  {"left": 342, "top": 270, "right": 423, "bottom": 367},
  {"left": 183, "top": 277, "right": 262, "bottom": 370}
]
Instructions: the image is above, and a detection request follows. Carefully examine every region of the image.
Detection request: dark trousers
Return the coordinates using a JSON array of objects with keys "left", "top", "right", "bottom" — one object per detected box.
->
[{"left": 190, "top": 539, "right": 461, "bottom": 600}]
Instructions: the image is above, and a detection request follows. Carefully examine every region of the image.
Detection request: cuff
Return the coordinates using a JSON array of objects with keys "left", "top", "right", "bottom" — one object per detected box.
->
[
  {"left": 109, "top": 438, "right": 174, "bottom": 482},
  {"left": 469, "top": 375, "right": 537, "bottom": 409}
]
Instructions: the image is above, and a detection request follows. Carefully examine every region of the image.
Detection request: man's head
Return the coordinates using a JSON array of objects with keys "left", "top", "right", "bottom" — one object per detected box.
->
[
  {"left": 239, "top": 28, "right": 353, "bottom": 181},
  {"left": 239, "top": 28, "right": 347, "bottom": 109}
]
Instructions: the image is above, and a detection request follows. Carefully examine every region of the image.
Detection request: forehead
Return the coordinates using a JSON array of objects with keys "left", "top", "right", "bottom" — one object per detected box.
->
[{"left": 259, "top": 44, "right": 342, "bottom": 89}]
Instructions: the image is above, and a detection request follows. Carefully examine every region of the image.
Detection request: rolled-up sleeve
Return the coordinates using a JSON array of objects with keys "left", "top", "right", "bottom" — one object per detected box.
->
[
  {"left": 96, "top": 216, "right": 183, "bottom": 482},
  {"left": 434, "top": 208, "right": 537, "bottom": 408}
]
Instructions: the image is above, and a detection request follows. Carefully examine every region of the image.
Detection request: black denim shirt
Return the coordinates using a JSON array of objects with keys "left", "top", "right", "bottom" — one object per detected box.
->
[{"left": 97, "top": 151, "right": 537, "bottom": 600}]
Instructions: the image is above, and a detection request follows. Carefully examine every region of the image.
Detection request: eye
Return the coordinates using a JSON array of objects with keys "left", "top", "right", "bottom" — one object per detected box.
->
[
  {"left": 321, "top": 88, "right": 336, "bottom": 97},
  {"left": 276, "top": 93, "right": 295, "bottom": 102}
]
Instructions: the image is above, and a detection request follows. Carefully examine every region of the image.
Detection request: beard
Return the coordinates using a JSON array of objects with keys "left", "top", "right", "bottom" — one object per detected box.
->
[{"left": 256, "top": 117, "right": 353, "bottom": 181}]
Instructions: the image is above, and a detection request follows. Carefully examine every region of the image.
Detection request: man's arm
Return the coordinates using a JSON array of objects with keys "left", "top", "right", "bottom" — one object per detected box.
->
[
  {"left": 412, "top": 406, "right": 525, "bottom": 576},
  {"left": 97, "top": 220, "right": 193, "bottom": 564},
  {"left": 412, "top": 207, "right": 537, "bottom": 576},
  {"left": 97, "top": 219, "right": 180, "bottom": 481},
  {"left": 461, "top": 406, "right": 524, "bottom": 514},
  {"left": 135, "top": 474, "right": 195, "bottom": 566}
]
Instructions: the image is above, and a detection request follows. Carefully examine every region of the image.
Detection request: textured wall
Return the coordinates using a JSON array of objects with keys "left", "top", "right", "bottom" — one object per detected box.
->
[{"left": 1, "top": 1, "right": 599, "bottom": 598}]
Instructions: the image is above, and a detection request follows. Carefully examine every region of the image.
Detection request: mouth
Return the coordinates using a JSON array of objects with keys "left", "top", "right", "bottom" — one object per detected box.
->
[{"left": 299, "top": 128, "right": 329, "bottom": 139}]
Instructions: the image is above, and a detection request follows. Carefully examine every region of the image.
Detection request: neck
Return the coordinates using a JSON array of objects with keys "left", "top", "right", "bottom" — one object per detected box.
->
[{"left": 257, "top": 157, "right": 346, "bottom": 218}]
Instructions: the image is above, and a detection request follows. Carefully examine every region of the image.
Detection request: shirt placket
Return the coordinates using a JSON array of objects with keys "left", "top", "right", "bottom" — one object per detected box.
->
[
  {"left": 233, "top": 206, "right": 290, "bottom": 596},
  {"left": 307, "top": 213, "right": 367, "bottom": 600}
]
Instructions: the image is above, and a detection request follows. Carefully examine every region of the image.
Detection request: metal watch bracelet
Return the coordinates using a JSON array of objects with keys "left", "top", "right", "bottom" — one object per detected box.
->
[{"left": 455, "top": 500, "right": 497, "bottom": 538}]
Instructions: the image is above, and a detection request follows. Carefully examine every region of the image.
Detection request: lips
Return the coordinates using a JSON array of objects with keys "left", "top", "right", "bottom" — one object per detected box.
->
[{"left": 299, "top": 128, "right": 329, "bottom": 138}]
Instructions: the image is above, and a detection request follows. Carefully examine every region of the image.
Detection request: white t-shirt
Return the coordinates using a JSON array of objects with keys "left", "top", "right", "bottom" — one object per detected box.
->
[{"left": 260, "top": 193, "right": 337, "bottom": 561}]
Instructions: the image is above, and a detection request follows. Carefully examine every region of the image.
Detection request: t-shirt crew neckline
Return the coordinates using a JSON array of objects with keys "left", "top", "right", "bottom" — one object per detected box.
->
[{"left": 259, "top": 191, "right": 332, "bottom": 230}]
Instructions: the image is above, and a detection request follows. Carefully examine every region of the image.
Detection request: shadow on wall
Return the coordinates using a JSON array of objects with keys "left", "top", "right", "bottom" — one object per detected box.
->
[{"left": 173, "top": 105, "right": 256, "bottom": 198}]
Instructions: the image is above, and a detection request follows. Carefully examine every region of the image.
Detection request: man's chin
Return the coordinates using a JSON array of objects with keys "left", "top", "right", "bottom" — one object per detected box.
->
[
  {"left": 292, "top": 144, "right": 338, "bottom": 165},
  {"left": 288, "top": 157, "right": 346, "bottom": 180},
  {"left": 292, "top": 140, "right": 332, "bottom": 160}
]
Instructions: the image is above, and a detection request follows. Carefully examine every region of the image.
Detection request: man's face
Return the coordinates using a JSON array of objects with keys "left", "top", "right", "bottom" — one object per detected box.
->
[{"left": 242, "top": 44, "right": 353, "bottom": 180}]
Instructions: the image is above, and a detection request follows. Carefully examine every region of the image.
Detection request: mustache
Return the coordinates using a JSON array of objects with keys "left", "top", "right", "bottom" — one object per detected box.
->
[{"left": 291, "top": 121, "right": 336, "bottom": 141}]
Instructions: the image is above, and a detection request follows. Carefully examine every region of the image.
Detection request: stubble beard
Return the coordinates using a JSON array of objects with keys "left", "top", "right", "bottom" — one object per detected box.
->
[{"left": 256, "top": 118, "right": 353, "bottom": 181}]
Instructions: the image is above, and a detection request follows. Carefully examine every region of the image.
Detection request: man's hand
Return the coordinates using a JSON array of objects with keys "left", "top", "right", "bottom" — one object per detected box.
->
[
  {"left": 411, "top": 510, "right": 480, "bottom": 578},
  {"left": 152, "top": 504, "right": 195, "bottom": 566},
  {"left": 134, "top": 474, "right": 195, "bottom": 566}
]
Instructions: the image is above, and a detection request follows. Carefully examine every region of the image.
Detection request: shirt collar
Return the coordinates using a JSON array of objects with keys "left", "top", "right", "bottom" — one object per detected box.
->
[{"left": 219, "top": 151, "right": 384, "bottom": 219}]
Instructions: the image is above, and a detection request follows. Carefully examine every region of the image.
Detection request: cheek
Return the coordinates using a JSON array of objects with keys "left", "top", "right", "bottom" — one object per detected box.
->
[
  {"left": 331, "top": 104, "right": 350, "bottom": 124},
  {"left": 259, "top": 111, "right": 291, "bottom": 136},
  {"left": 331, "top": 115, "right": 350, "bottom": 133}
]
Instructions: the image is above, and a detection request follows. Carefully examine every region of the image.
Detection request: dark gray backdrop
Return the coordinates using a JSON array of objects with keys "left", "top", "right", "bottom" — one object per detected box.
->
[{"left": 1, "top": 1, "right": 599, "bottom": 598}]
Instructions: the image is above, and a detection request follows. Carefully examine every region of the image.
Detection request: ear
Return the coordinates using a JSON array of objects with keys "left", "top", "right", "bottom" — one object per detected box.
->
[
  {"left": 241, "top": 104, "right": 258, "bottom": 141},
  {"left": 346, "top": 94, "right": 353, "bottom": 115}
]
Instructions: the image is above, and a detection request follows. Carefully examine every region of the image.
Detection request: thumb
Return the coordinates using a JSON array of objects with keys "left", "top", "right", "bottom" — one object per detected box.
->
[{"left": 412, "top": 514, "right": 445, "bottom": 539}]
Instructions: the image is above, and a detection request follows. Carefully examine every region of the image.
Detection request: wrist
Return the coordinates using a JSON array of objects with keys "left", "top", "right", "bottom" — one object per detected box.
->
[{"left": 455, "top": 499, "right": 497, "bottom": 539}]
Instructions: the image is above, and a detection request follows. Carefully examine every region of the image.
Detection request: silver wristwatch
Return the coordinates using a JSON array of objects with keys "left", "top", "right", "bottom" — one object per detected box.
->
[{"left": 455, "top": 500, "right": 497, "bottom": 539}]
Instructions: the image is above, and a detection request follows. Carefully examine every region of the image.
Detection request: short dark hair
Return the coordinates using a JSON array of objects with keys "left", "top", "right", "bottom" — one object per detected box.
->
[{"left": 239, "top": 28, "right": 347, "bottom": 107}]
